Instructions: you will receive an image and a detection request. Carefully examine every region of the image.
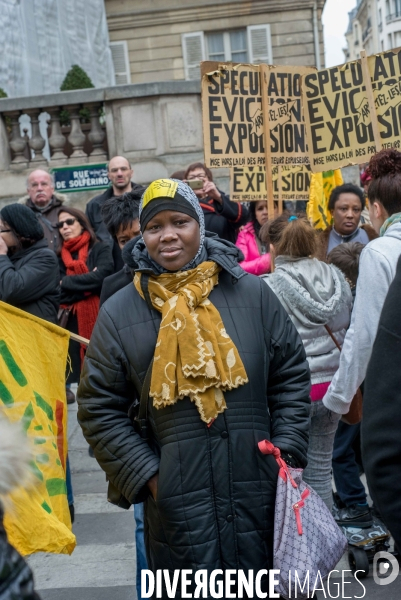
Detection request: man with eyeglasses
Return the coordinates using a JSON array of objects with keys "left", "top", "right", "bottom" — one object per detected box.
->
[
  {"left": 21, "top": 169, "right": 66, "bottom": 253},
  {"left": 85, "top": 156, "right": 145, "bottom": 271}
]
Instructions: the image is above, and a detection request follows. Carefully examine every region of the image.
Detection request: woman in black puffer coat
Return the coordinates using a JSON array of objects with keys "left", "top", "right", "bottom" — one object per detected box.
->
[
  {"left": 77, "top": 179, "right": 310, "bottom": 598},
  {"left": 0, "top": 204, "right": 59, "bottom": 323}
]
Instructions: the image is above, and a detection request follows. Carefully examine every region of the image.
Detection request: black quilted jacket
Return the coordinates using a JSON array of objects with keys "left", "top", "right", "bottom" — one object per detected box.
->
[{"left": 77, "top": 251, "right": 310, "bottom": 590}]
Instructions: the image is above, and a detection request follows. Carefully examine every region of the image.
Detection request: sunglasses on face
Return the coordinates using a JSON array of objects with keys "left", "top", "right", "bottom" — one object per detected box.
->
[{"left": 56, "top": 218, "right": 76, "bottom": 229}]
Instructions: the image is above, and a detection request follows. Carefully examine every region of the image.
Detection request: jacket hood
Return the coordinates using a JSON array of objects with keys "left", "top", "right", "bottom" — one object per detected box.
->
[
  {"left": 19, "top": 192, "right": 66, "bottom": 211},
  {"left": 0, "top": 414, "right": 32, "bottom": 496},
  {"left": 383, "top": 222, "right": 401, "bottom": 241},
  {"left": 266, "top": 257, "right": 351, "bottom": 327},
  {"left": 133, "top": 231, "right": 245, "bottom": 280},
  {"left": 121, "top": 235, "right": 141, "bottom": 269}
]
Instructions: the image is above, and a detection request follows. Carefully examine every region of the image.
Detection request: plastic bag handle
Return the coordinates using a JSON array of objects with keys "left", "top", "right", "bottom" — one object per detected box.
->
[{"left": 258, "top": 439, "right": 298, "bottom": 488}]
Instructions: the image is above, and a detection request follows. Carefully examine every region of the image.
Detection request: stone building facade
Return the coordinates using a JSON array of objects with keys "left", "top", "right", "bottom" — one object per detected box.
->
[
  {"left": 344, "top": 0, "right": 401, "bottom": 62},
  {"left": 106, "top": 0, "right": 326, "bottom": 85}
]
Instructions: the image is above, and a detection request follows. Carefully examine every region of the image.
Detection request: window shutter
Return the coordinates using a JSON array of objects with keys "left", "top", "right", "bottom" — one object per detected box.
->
[
  {"left": 182, "top": 32, "right": 205, "bottom": 80},
  {"left": 110, "top": 41, "right": 131, "bottom": 85},
  {"left": 247, "top": 25, "right": 273, "bottom": 64}
]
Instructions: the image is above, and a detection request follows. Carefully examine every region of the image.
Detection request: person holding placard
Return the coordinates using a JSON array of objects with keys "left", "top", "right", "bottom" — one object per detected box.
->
[
  {"left": 185, "top": 162, "right": 249, "bottom": 243},
  {"left": 235, "top": 201, "right": 273, "bottom": 276}
]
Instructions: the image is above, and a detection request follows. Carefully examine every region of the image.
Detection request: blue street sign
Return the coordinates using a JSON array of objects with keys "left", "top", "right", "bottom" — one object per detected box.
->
[{"left": 51, "top": 163, "right": 109, "bottom": 193}]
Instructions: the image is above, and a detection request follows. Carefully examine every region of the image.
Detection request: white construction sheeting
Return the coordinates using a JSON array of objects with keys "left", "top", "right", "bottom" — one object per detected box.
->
[{"left": 0, "top": 0, "right": 115, "bottom": 98}]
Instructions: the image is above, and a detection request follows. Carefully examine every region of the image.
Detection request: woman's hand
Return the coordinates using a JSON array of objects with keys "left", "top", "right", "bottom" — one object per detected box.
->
[
  {"left": 202, "top": 181, "right": 222, "bottom": 204},
  {"left": 0, "top": 235, "right": 8, "bottom": 256},
  {"left": 147, "top": 473, "right": 159, "bottom": 501}
]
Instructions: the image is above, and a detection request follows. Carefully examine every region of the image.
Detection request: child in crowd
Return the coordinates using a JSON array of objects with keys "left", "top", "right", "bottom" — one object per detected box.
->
[
  {"left": 100, "top": 192, "right": 140, "bottom": 304},
  {"left": 327, "top": 242, "right": 372, "bottom": 526}
]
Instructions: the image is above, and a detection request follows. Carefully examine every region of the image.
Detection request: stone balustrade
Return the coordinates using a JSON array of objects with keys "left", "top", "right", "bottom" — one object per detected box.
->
[
  {"left": 0, "top": 81, "right": 209, "bottom": 206},
  {"left": 0, "top": 88, "right": 108, "bottom": 171},
  {"left": 0, "top": 81, "right": 358, "bottom": 210}
]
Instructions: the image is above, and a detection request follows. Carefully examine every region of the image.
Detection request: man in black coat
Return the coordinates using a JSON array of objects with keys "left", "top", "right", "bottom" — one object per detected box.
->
[
  {"left": 0, "top": 204, "right": 59, "bottom": 324},
  {"left": 22, "top": 169, "right": 66, "bottom": 253},
  {"left": 85, "top": 156, "right": 144, "bottom": 271},
  {"left": 362, "top": 255, "right": 401, "bottom": 550}
]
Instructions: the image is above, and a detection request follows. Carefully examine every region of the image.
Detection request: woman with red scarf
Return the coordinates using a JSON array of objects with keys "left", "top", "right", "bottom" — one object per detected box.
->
[{"left": 58, "top": 207, "right": 114, "bottom": 386}]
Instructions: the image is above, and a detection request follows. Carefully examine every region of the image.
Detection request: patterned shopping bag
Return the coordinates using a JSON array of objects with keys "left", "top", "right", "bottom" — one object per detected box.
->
[{"left": 258, "top": 440, "right": 347, "bottom": 600}]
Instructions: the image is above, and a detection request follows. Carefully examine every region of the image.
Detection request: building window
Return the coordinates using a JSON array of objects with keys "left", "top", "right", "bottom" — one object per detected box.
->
[
  {"left": 181, "top": 25, "right": 272, "bottom": 80},
  {"left": 110, "top": 41, "right": 131, "bottom": 85},
  {"left": 206, "top": 30, "right": 248, "bottom": 63}
]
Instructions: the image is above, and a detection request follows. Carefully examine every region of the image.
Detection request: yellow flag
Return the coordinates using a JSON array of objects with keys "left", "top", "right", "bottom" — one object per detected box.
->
[
  {"left": 307, "top": 169, "right": 344, "bottom": 230},
  {"left": 0, "top": 302, "right": 76, "bottom": 555}
]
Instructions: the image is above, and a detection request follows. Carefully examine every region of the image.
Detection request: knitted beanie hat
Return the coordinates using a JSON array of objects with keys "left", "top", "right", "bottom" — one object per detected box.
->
[{"left": 1, "top": 203, "right": 44, "bottom": 241}]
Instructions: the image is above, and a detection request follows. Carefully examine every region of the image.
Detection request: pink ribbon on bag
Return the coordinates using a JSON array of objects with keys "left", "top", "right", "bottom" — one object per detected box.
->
[
  {"left": 258, "top": 439, "right": 298, "bottom": 487},
  {"left": 258, "top": 439, "right": 308, "bottom": 535}
]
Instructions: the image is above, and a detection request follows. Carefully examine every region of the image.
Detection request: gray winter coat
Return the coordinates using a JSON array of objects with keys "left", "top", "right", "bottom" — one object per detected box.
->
[
  {"left": 263, "top": 257, "right": 352, "bottom": 385},
  {"left": 77, "top": 237, "right": 310, "bottom": 593}
]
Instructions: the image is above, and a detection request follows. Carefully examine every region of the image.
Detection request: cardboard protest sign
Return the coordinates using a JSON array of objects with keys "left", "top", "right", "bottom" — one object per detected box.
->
[
  {"left": 201, "top": 62, "right": 314, "bottom": 169},
  {"left": 230, "top": 165, "right": 311, "bottom": 202},
  {"left": 302, "top": 48, "right": 401, "bottom": 172},
  {"left": 368, "top": 48, "right": 401, "bottom": 150},
  {"left": 201, "top": 62, "right": 264, "bottom": 168}
]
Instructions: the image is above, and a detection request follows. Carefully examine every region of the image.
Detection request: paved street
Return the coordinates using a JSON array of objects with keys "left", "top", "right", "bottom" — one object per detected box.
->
[{"left": 27, "top": 391, "right": 137, "bottom": 600}]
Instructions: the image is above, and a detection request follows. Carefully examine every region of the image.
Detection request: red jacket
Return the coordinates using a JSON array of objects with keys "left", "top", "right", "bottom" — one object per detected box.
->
[{"left": 236, "top": 222, "right": 271, "bottom": 275}]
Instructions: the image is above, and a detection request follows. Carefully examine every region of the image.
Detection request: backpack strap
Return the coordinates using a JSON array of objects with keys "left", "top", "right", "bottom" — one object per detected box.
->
[{"left": 324, "top": 325, "right": 342, "bottom": 353}]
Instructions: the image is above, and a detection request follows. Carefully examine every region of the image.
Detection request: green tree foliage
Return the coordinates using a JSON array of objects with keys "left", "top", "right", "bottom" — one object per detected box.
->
[
  {"left": 0, "top": 88, "right": 8, "bottom": 98},
  {"left": 60, "top": 65, "right": 94, "bottom": 91}
]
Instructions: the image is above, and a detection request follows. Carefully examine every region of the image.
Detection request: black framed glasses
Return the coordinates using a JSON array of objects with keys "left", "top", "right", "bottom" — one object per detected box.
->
[{"left": 56, "top": 218, "right": 76, "bottom": 229}]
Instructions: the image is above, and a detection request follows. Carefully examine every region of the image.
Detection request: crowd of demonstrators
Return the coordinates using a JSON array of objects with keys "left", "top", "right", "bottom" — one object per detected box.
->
[
  {"left": 184, "top": 162, "right": 249, "bottom": 242},
  {"left": 315, "top": 183, "right": 377, "bottom": 261},
  {"left": 235, "top": 200, "right": 272, "bottom": 275},
  {"left": 261, "top": 213, "right": 352, "bottom": 509},
  {"left": 77, "top": 179, "right": 310, "bottom": 597},
  {"left": 3, "top": 148, "right": 401, "bottom": 589},
  {"left": 85, "top": 156, "right": 145, "bottom": 271},
  {"left": 0, "top": 204, "right": 59, "bottom": 323},
  {"left": 58, "top": 207, "right": 114, "bottom": 391},
  {"left": 21, "top": 169, "right": 65, "bottom": 252}
]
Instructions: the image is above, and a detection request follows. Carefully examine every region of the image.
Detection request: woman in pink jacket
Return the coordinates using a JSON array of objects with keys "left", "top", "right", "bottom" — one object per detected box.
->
[{"left": 236, "top": 201, "right": 271, "bottom": 275}]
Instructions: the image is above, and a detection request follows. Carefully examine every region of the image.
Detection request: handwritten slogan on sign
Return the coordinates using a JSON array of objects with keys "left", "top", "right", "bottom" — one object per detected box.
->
[
  {"left": 201, "top": 62, "right": 314, "bottom": 169},
  {"left": 230, "top": 165, "right": 311, "bottom": 202},
  {"left": 302, "top": 48, "right": 401, "bottom": 172}
]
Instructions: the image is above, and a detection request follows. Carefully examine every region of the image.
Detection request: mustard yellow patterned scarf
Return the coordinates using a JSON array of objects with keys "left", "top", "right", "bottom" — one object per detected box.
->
[{"left": 134, "top": 261, "right": 248, "bottom": 423}]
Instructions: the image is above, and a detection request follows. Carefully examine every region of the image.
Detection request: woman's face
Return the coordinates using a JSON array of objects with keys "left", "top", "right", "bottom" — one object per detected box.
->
[
  {"left": 254, "top": 201, "right": 269, "bottom": 226},
  {"left": 330, "top": 193, "right": 362, "bottom": 236},
  {"left": 0, "top": 218, "right": 18, "bottom": 249},
  {"left": 142, "top": 210, "right": 200, "bottom": 271},
  {"left": 58, "top": 211, "right": 84, "bottom": 241}
]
